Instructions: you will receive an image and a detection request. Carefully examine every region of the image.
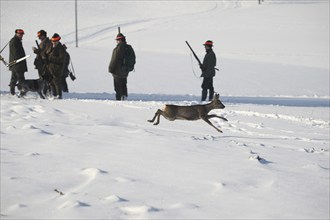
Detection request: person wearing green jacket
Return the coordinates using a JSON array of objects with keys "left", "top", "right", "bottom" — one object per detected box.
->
[
  {"left": 200, "top": 40, "right": 217, "bottom": 101},
  {"left": 9, "top": 29, "right": 28, "bottom": 95},
  {"left": 109, "top": 33, "right": 129, "bottom": 101},
  {"left": 45, "top": 33, "right": 66, "bottom": 99}
]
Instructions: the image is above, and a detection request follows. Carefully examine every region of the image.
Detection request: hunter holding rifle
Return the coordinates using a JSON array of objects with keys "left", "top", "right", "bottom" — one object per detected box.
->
[
  {"left": 200, "top": 40, "right": 217, "bottom": 101},
  {"left": 32, "top": 30, "right": 52, "bottom": 79},
  {"left": 186, "top": 40, "right": 217, "bottom": 101},
  {"left": 8, "top": 29, "right": 28, "bottom": 95}
]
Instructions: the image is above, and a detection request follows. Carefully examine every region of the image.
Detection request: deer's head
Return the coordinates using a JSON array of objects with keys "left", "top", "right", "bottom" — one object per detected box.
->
[{"left": 212, "top": 93, "right": 225, "bottom": 109}]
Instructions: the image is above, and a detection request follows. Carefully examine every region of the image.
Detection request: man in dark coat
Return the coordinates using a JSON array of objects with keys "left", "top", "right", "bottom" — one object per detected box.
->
[
  {"left": 32, "top": 30, "right": 52, "bottom": 79},
  {"left": 45, "top": 33, "right": 66, "bottom": 99},
  {"left": 9, "top": 29, "right": 28, "bottom": 95},
  {"left": 109, "top": 33, "right": 129, "bottom": 100},
  {"left": 200, "top": 40, "right": 217, "bottom": 101}
]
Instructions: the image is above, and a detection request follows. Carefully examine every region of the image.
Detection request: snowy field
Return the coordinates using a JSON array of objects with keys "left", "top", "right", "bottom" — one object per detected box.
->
[{"left": 1, "top": 1, "right": 329, "bottom": 219}]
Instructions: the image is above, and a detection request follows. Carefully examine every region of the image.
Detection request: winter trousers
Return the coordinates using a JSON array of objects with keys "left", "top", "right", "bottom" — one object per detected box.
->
[
  {"left": 113, "top": 76, "right": 128, "bottom": 100},
  {"left": 9, "top": 71, "right": 25, "bottom": 95},
  {"left": 50, "top": 72, "right": 63, "bottom": 99},
  {"left": 201, "top": 77, "right": 214, "bottom": 101}
]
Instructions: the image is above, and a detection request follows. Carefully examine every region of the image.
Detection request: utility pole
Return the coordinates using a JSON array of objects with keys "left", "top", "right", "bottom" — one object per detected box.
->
[{"left": 75, "top": 0, "right": 78, "bottom": 47}]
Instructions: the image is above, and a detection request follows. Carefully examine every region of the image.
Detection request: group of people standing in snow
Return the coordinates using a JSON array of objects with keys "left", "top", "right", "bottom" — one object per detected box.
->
[
  {"left": 7, "top": 29, "right": 72, "bottom": 99},
  {"left": 6, "top": 29, "right": 218, "bottom": 101}
]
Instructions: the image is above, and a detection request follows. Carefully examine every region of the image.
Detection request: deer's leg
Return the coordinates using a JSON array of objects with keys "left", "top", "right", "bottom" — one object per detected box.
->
[
  {"left": 206, "top": 114, "right": 228, "bottom": 121},
  {"left": 153, "top": 109, "right": 164, "bottom": 125},
  {"left": 148, "top": 111, "right": 159, "bottom": 123},
  {"left": 202, "top": 117, "right": 223, "bottom": 133},
  {"left": 148, "top": 109, "right": 163, "bottom": 125}
]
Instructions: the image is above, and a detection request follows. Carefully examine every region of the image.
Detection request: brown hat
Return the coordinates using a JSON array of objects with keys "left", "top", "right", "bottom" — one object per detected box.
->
[
  {"left": 37, "top": 30, "right": 47, "bottom": 37},
  {"left": 51, "top": 33, "right": 61, "bottom": 42}
]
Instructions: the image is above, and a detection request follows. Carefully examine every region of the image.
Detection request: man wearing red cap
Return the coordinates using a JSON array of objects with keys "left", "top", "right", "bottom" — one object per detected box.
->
[
  {"left": 200, "top": 40, "right": 217, "bottom": 101},
  {"left": 8, "top": 29, "right": 28, "bottom": 95},
  {"left": 44, "top": 33, "right": 66, "bottom": 99},
  {"left": 109, "top": 33, "right": 129, "bottom": 100}
]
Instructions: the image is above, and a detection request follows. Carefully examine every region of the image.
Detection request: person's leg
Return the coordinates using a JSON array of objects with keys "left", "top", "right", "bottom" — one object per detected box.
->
[
  {"left": 113, "top": 77, "right": 121, "bottom": 100},
  {"left": 9, "top": 71, "right": 18, "bottom": 95},
  {"left": 121, "top": 77, "right": 128, "bottom": 100},
  {"left": 201, "top": 78, "right": 208, "bottom": 101},
  {"left": 208, "top": 77, "right": 214, "bottom": 101}
]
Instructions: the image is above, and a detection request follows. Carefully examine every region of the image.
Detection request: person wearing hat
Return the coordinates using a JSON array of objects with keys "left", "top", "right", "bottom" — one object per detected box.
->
[
  {"left": 44, "top": 33, "right": 66, "bottom": 99},
  {"left": 8, "top": 29, "right": 28, "bottom": 95},
  {"left": 32, "top": 30, "right": 52, "bottom": 79},
  {"left": 200, "top": 40, "right": 217, "bottom": 101},
  {"left": 108, "top": 33, "right": 129, "bottom": 100}
]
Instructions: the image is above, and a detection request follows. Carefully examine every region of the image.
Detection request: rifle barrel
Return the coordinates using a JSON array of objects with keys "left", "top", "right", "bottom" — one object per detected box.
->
[
  {"left": 185, "top": 41, "right": 202, "bottom": 66},
  {"left": 0, "top": 41, "right": 10, "bottom": 54}
]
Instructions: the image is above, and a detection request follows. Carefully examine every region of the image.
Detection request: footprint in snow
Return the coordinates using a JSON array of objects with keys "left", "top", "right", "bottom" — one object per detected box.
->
[
  {"left": 209, "top": 181, "right": 227, "bottom": 194},
  {"left": 21, "top": 124, "right": 53, "bottom": 135},
  {"left": 168, "top": 203, "right": 200, "bottom": 210},
  {"left": 303, "top": 147, "right": 328, "bottom": 153},
  {"left": 191, "top": 135, "right": 217, "bottom": 141},
  {"left": 58, "top": 200, "right": 90, "bottom": 209},
  {"left": 81, "top": 168, "right": 108, "bottom": 176},
  {"left": 80, "top": 168, "right": 108, "bottom": 183},
  {"left": 115, "top": 177, "right": 136, "bottom": 183},
  {"left": 120, "top": 205, "right": 161, "bottom": 217},
  {"left": 102, "top": 195, "right": 128, "bottom": 203},
  {"left": 7, "top": 203, "right": 27, "bottom": 211},
  {"left": 249, "top": 155, "right": 272, "bottom": 165},
  {"left": 24, "top": 152, "right": 40, "bottom": 156}
]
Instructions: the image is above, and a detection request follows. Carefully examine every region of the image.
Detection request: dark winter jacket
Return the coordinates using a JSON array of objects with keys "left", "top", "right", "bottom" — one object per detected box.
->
[
  {"left": 109, "top": 41, "right": 128, "bottom": 78},
  {"left": 201, "top": 48, "right": 216, "bottom": 78},
  {"left": 9, "top": 35, "right": 28, "bottom": 72},
  {"left": 46, "top": 42, "right": 66, "bottom": 78},
  {"left": 34, "top": 37, "right": 52, "bottom": 68}
]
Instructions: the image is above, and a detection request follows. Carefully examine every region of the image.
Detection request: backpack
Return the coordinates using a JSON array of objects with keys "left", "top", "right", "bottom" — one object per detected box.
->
[
  {"left": 62, "top": 50, "right": 71, "bottom": 77},
  {"left": 123, "top": 44, "right": 136, "bottom": 72}
]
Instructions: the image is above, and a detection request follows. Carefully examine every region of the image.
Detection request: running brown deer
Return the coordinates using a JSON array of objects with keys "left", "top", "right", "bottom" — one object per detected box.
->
[{"left": 148, "top": 93, "right": 227, "bottom": 132}]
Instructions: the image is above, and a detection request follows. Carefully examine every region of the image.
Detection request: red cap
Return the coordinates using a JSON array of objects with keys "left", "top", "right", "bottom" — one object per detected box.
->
[
  {"left": 51, "top": 33, "right": 61, "bottom": 42},
  {"left": 203, "top": 40, "right": 213, "bottom": 46},
  {"left": 15, "top": 29, "right": 25, "bottom": 35},
  {"left": 115, "top": 33, "right": 125, "bottom": 40}
]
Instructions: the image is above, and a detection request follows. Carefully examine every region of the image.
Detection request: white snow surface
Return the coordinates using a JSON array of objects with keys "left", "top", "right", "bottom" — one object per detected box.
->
[{"left": 1, "top": 1, "right": 329, "bottom": 219}]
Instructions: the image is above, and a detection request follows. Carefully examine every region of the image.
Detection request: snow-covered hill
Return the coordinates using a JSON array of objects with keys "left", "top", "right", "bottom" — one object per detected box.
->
[
  {"left": 1, "top": 1, "right": 329, "bottom": 219},
  {"left": 1, "top": 0, "right": 329, "bottom": 97}
]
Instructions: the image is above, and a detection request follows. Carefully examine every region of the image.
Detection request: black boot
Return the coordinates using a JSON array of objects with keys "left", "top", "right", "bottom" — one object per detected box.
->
[
  {"left": 10, "top": 86, "right": 15, "bottom": 95},
  {"left": 209, "top": 89, "right": 214, "bottom": 101},
  {"left": 201, "top": 90, "right": 207, "bottom": 101},
  {"left": 57, "top": 88, "right": 62, "bottom": 99}
]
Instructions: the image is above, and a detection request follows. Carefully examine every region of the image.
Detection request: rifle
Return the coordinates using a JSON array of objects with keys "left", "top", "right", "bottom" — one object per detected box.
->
[
  {"left": 0, "top": 54, "right": 30, "bottom": 67},
  {"left": 0, "top": 41, "right": 10, "bottom": 54},
  {"left": 7, "top": 55, "right": 31, "bottom": 67},
  {"left": 35, "top": 40, "right": 40, "bottom": 50},
  {"left": 34, "top": 39, "right": 44, "bottom": 65},
  {"left": 0, "top": 55, "right": 9, "bottom": 66},
  {"left": 185, "top": 41, "right": 202, "bottom": 66},
  {"left": 0, "top": 40, "right": 10, "bottom": 66},
  {"left": 186, "top": 41, "right": 219, "bottom": 72}
]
